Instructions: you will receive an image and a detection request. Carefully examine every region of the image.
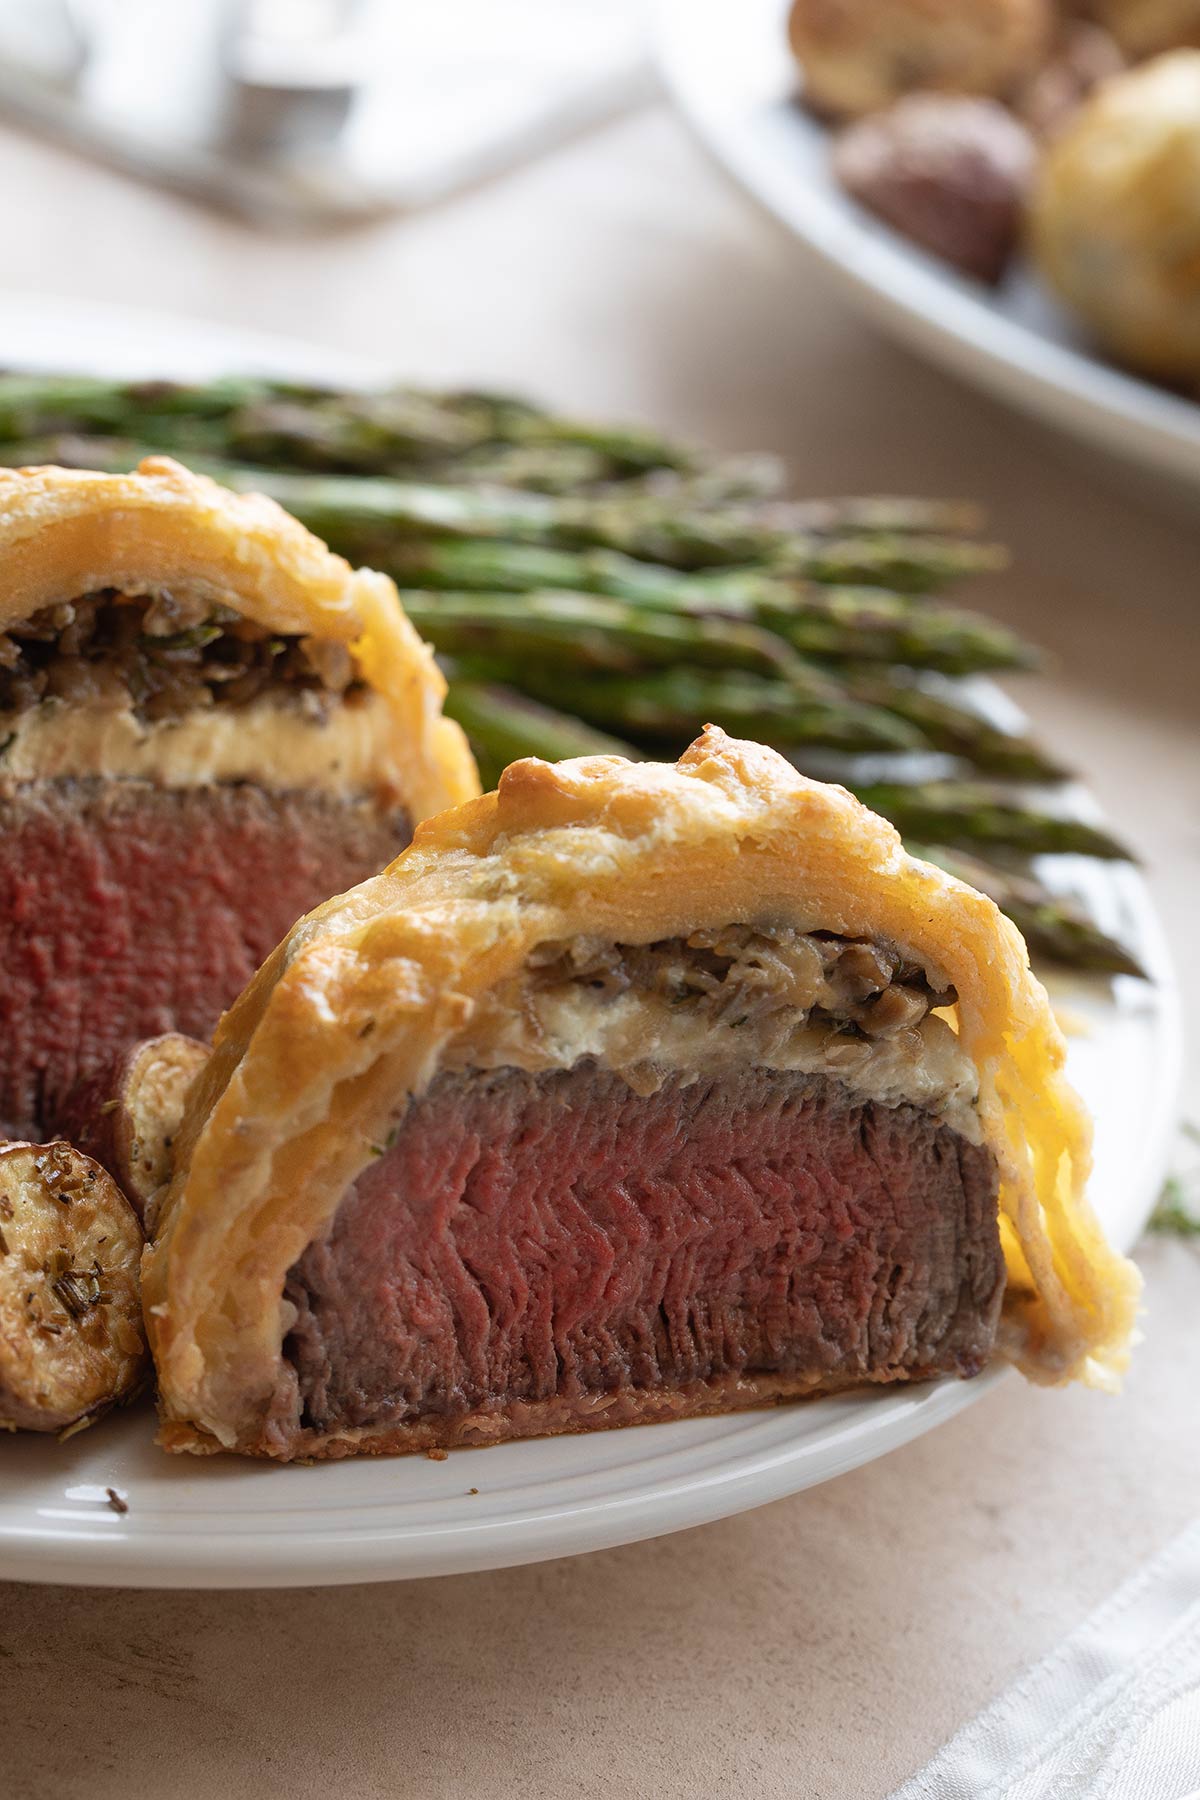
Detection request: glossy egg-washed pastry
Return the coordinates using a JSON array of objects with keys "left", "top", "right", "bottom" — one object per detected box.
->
[
  {"left": 0, "top": 457, "right": 475, "bottom": 1136},
  {"left": 146, "top": 729, "right": 1139, "bottom": 1460}
]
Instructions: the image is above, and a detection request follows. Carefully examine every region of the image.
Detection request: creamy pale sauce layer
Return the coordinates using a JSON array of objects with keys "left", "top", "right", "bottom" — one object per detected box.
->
[
  {"left": 444, "top": 949, "right": 983, "bottom": 1143},
  {"left": 0, "top": 692, "right": 399, "bottom": 795}
]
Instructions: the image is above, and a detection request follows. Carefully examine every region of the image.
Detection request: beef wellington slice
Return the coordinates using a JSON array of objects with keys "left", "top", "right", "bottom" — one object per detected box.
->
[
  {"left": 145, "top": 728, "right": 1139, "bottom": 1459},
  {"left": 0, "top": 456, "right": 475, "bottom": 1135}
]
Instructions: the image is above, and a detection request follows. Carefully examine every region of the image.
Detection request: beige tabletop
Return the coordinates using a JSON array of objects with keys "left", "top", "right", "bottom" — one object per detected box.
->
[{"left": 3, "top": 102, "right": 1199, "bottom": 1800}]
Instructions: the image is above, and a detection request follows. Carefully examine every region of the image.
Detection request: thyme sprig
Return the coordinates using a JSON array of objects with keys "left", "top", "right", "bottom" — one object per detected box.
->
[{"left": 1148, "top": 1122, "right": 1200, "bottom": 1238}]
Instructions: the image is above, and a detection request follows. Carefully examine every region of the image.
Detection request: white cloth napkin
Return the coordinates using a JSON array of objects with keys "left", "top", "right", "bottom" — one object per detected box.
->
[{"left": 890, "top": 1520, "right": 1200, "bottom": 1800}]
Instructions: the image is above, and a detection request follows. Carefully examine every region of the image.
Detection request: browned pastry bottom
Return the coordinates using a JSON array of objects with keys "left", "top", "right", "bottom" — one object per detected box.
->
[{"left": 160, "top": 1366, "right": 954, "bottom": 1461}]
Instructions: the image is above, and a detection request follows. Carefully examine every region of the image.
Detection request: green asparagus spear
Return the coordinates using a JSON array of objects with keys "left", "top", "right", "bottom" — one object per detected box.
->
[
  {"left": 764, "top": 533, "right": 1006, "bottom": 592},
  {"left": 0, "top": 434, "right": 1005, "bottom": 584},
  {"left": 852, "top": 783, "right": 1132, "bottom": 859},
  {"left": 478, "top": 407, "right": 701, "bottom": 474},
  {"left": 495, "top": 666, "right": 924, "bottom": 755},
  {"left": 409, "top": 448, "right": 785, "bottom": 498},
  {"left": 398, "top": 590, "right": 800, "bottom": 676},
  {"left": 443, "top": 680, "right": 639, "bottom": 790},
  {"left": 384, "top": 536, "right": 630, "bottom": 596},
  {"left": 258, "top": 480, "right": 1000, "bottom": 585},
  {"left": 0, "top": 380, "right": 1005, "bottom": 525},
  {"left": 417, "top": 450, "right": 789, "bottom": 502},
  {"left": 0, "top": 382, "right": 1010, "bottom": 538},
  {"left": 753, "top": 496, "right": 986, "bottom": 534},
  {"left": 239, "top": 466, "right": 1005, "bottom": 584},
  {"left": 909, "top": 843, "right": 1146, "bottom": 976},
  {"left": 224, "top": 398, "right": 719, "bottom": 482},
  {"left": 0, "top": 375, "right": 720, "bottom": 480},
  {"left": 417, "top": 444, "right": 620, "bottom": 494},
  {"left": 452, "top": 657, "right": 1132, "bottom": 857},
  {"left": 0, "top": 423, "right": 779, "bottom": 502},
  {"left": 753, "top": 588, "right": 1036, "bottom": 673},
  {"left": 0, "top": 373, "right": 310, "bottom": 437},
  {"left": 482, "top": 659, "right": 1054, "bottom": 777},
  {"left": 615, "top": 454, "right": 788, "bottom": 503},
  {"left": 218, "top": 392, "right": 506, "bottom": 465},
  {"left": 0, "top": 432, "right": 133, "bottom": 470},
  {"left": 840, "top": 671, "right": 1067, "bottom": 780},
  {"left": 0, "top": 375, "right": 516, "bottom": 446},
  {"left": 377, "top": 540, "right": 1036, "bottom": 673}
]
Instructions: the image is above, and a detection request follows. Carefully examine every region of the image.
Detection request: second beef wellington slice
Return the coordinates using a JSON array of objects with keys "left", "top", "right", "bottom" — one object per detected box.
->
[
  {"left": 0, "top": 457, "right": 476, "bottom": 1133},
  {"left": 146, "top": 729, "right": 1139, "bottom": 1459}
]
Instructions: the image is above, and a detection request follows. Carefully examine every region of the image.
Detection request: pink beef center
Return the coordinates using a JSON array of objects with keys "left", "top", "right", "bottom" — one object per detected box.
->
[
  {"left": 283, "top": 1063, "right": 1004, "bottom": 1437},
  {"left": 0, "top": 777, "right": 409, "bottom": 1133}
]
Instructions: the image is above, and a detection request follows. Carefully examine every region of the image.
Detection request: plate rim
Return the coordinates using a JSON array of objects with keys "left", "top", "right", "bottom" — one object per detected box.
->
[
  {"left": 653, "top": 0, "right": 1200, "bottom": 489},
  {"left": 0, "top": 296, "right": 1182, "bottom": 1588}
]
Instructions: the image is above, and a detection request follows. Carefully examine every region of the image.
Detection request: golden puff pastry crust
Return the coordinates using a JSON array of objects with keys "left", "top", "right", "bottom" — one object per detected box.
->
[
  {"left": 0, "top": 456, "right": 477, "bottom": 819},
  {"left": 145, "top": 728, "right": 1140, "bottom": 1456}
]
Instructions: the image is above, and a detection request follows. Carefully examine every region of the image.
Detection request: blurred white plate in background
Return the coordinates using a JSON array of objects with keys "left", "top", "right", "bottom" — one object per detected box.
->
[
  {"left": 654, "top": 0, "right": 1200, "bottom": 492},
  {"left": 0, "top": 295, "right": 1180, "bottom": 1589}
]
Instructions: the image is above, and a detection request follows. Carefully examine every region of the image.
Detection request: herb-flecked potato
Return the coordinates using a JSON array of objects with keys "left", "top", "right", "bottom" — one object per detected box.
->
[
  {"left": 0, "top": 1141, "right": 147, "bottom": 1434},
  {"left": 53, "top": 1034, "right": 209, "bottom": 1231}
]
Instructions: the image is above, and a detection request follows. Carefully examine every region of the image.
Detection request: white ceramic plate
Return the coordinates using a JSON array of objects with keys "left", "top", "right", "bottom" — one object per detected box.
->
[
  {"left": 655, "top": 0, "right": 1200, "bottom": 492},
  {"left": 0, "top": 297, "right": 1181, "bottom": 1588}
]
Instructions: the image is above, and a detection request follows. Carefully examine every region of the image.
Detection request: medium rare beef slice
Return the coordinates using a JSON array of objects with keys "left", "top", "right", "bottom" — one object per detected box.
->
[
  {"left": 282, "top": 1063, "right": 1004, "bottom": 1443},
  {"left": 0, "top": 777, "right": 410, "bottom": 1133}
]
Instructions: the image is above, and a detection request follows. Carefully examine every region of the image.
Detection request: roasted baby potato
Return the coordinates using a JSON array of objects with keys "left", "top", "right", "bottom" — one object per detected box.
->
[
  {"left": 52, "top": 1034, "right": 209, "bottom": 1230},
  {"left": 0, "top": 1141, "right": 146, "bottom": 1434},
  {"left": 787, "top": 0, "right": 1053, "bottom": 119},
  {"left": 834, "top": 94, "right": 1037, "bottom": 282},
  {"left": 1030, "top": 50, "right": 1200, "bottom": 378}
]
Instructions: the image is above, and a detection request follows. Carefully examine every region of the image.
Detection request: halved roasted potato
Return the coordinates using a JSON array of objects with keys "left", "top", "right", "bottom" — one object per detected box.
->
[
  {"left": 53, "top": 1034, "right": 209, "bottom": 1229},
  {"left": 0, "top": 1141, "right": 146, "bottom": 1434}
]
